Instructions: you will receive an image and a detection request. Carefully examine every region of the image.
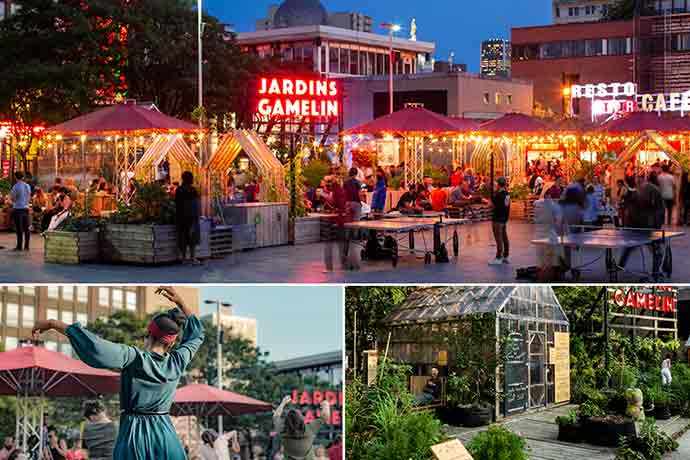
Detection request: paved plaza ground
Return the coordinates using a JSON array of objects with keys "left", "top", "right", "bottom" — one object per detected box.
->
[
  {"left": 446, "top": 404, "right": 690, "bottom": 460},
  {"left": 0, "top": 221, "right": 688, "bottom": 283}
]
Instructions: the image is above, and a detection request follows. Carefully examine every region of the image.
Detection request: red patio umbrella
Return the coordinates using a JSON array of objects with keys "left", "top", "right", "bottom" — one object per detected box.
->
[
  {"left": 479, "top": 112, "right": 550, "bottom": 133},
  {"left": 46, "top": 103, "right": 200, "bottom": 136},
  {"left": 171, "top": 383, "right": 273, "bottom": 417},
  {"left": 0, "top": 345, "right": 120, "bottom": 397},
  {"left": 343, "top": 107, "right": 474, "bottom": 136},
  {"left": 596, "top": 111, "right": 690, "bottom": 134}
]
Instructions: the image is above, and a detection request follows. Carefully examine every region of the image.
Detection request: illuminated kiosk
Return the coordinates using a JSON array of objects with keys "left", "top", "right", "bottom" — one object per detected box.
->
[
  {"left": 474, "top": 113, "right": 578, "bottom": 187},
  {"left": 381, "top": 286, "right": 570, "bottom": 421},
  {"left": 342, "top": 106, "right": 478, "bottom": 187},
  {"left": 134, "top": 134, "right": 201, "bottom": 184},
  {"left": 44, "top": 103, "right": 202, "bottom": 200}
]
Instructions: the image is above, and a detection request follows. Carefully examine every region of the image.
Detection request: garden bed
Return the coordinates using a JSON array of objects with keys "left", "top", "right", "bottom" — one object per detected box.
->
[
  {"left": 583, "top": 416, "right": 636, "bottom": 447},
  {"left": 44, "top": 230, "right": 99, "bottom": 264},
  {"left": 101, "top": 223, "right": 179, "bottom": 265}
]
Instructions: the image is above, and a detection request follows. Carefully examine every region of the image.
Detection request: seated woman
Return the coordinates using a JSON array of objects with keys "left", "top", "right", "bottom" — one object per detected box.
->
[
  {"left": 414, "top": 368, "right": 442, "bottom": 406},
  {"left": 273, "top": 395, "right": 330, "bottom": 460},
  {"left": 31, "top": 287, "right": 204, "bottom": 460}
]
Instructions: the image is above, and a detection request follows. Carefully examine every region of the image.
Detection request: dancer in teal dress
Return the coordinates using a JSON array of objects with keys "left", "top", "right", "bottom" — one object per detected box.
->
[{"left": 32, "top": 287, "right": 204, "bottom": 460}]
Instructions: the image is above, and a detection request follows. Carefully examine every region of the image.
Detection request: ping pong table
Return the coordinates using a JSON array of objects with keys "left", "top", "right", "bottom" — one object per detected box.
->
[
  {"left": 344, "top": 215, "right": 467, "bottom": 267},
  {"left": 531, "top": 228, "right": 685, "bottom": 282}
]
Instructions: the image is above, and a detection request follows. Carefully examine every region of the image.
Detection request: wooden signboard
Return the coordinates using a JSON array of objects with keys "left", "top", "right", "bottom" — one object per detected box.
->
[
  {"left": 431, "top": 439, "right": 473, "bottom": 460},
  {"left": 551, "top": 332, "right": 570, "bottom": 403},
  {"left": 365, "top": 350, "right": 378, "bottom": 386}
]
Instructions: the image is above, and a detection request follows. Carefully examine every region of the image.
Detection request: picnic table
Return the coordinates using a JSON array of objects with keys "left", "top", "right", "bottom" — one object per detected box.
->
[
  {"left": 344, "top": 214, "right": 467, "bottom": 267},
  {"left": 531, "top": 227, "right": 685, "bottom": 282}
]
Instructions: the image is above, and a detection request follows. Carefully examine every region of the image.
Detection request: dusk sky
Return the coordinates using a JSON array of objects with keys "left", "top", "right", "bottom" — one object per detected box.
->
[
  {"left": 199, "top": 286, "right": 343, "bottom": 362},
  {"left": 207, "top": 0, "right": 552, "bottom": 72}
]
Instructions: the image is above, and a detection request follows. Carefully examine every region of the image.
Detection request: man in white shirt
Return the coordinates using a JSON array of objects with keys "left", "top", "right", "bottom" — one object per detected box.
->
[
  {"left": 658, "top": 165, "right": 676, "bottom": 226},
  {"left": 10, "top": 171, "right": 32, "bottom": 251}
]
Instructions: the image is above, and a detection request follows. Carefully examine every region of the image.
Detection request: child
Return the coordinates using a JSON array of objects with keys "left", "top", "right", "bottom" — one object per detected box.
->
[{"left": 489, "top": 177, "right": 511, "bottom": 265}]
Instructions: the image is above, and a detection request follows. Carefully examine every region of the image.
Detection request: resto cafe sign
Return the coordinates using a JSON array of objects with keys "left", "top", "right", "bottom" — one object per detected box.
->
[
  {"left": 609, "top": 287, "right": 678, "bottom": 314},
  {"left": 569, "top": 81, "right": 690, "bottom": 117},
  {"left": 256, "top": 77, "right": 340, "bottom": 119},
  {"left": 289, "top": 388, "right": 343, "bottom": 426}
]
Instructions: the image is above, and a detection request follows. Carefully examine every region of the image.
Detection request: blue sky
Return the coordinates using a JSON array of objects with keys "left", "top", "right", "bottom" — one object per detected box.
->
[
  {"left": 206, "top": 0, "right": 552, "bottom": 72},
  {"left": 199, "top": 286, "right": 343, "bottom": 362}
]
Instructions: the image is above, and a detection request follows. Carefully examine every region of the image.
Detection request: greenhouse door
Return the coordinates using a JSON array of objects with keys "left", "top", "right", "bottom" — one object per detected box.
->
[
  {"left": 528, "top": 332, "right": 547, "bottom": 409},
  {"left": 504, "top": 332, "right": 528, "bottom": 416}
]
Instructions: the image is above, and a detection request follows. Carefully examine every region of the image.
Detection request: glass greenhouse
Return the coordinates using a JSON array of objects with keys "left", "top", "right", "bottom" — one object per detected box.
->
[{"left": 381, "top": 286, "right": 570, "bottom": 419}]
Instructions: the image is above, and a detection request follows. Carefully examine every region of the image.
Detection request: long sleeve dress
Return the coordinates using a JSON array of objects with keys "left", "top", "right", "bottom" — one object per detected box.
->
[{"left": 65, "top": 315, "right": 205, "bottom": 460}]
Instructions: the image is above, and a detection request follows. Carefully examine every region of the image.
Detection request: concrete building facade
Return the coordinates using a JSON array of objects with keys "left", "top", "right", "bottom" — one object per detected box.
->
[
  {"left": 0, "top": 286, "right": 199, "bottom": 355},
  {"left": 553, "top": 0, "right": 614, "bottom": 24},
  {"left": 342, "top": 72, "right": 534, "bottom": 128},
  {"left": 201, "top": 306, "right": 258, "bottom": 346}
]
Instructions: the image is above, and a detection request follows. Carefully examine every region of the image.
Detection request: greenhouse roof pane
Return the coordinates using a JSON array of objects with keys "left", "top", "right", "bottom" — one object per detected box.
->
[{"left": 383, "top": 286, "right": 568, "bottom": 326}]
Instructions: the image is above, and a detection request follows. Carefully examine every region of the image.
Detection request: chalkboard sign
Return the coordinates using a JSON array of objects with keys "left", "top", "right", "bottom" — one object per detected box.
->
[{"left": 431, "top": 439, "right": 473, "bottom": 460}]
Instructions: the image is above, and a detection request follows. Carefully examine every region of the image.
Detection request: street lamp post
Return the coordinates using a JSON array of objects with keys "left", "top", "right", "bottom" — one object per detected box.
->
[
  {"left": 204, "top": 299, "right": 232, "bottom": 433},
  {"left": 197, "top": 0, "right": 204, "bottom": 162},
  {"left": 381, "top": 23, "right": 401, "bottom": 114}
]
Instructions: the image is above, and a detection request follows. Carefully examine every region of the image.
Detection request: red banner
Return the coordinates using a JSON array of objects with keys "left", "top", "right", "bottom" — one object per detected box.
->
[{"left": 611, "top": 287, "right": 677, "bottom": 314}]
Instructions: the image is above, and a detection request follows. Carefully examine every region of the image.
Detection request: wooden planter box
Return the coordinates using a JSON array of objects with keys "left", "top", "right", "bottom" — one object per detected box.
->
[
  {"left": 293, "top": 216, "right": 322, "bottom": 245},
  {"left": 584, "top": 417, "right": 636, "bottom": 447},
  {"left": 510, "top": 197, "right": 538, "bottom": 222},
  {"left": 102, "top": 224, "right": 179, "bottom": 265},
  {"left": 0, "top": 209, "right": 11, "bottom": 231},
  {"left": 44, "top": 230, "right": 99, "bottom": 264},
  {"left": 222, "top": 202, "right": 289, "bottom": 248},
  {"left": 231, "top": 224, "right": 257, "bottom": 251}
]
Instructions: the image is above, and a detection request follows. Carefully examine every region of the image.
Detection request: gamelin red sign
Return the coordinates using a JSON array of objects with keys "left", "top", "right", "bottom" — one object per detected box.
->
[
  {"left": 257, "top": 77, "right": 340, "bottom": 119},
  {"left": 611, "top": 288, "right": 677, "bottom": 314}
]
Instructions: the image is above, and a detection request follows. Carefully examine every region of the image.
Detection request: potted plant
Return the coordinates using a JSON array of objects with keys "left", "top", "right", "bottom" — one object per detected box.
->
[
  {"left": 44, "top": 192, "right": 100, "bottom": 264},
  {"left": 102, "top": 182, "right": 181, "bottom": 264},
  {"left": 654, "top": 391, "right": 672, "bottom": 420},
  {"left": 556, "top": 409, "right": 582, "bottom": 443},
  {"left": 441, "top": 372, "right": 471, "bottom": 426},
  {"left": 466, "top": 425, "right": 529, "bottom": 460}
]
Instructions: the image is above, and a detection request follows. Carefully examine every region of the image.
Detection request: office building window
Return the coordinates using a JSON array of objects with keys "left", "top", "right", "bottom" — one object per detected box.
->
[
  {"left": 6, "top": 286, "right": 20, "bottom": 293},
  {"left": 47, "top": 308, "right": 59, "bottom": 321},
  {"left": 76, "top": 313, "right": 88, "bottom": 325},
  {"left": 47, "top": 286, "right": 59, "bottom": 299},
  {"left": 62, "top": 286, "right": 74, "bottom": 301},
  {"left": 61, "top": 310, "right": 74, "bottom": 324},
  {"left": 112, "top": 289, "right": 124, "bottom": 309},
  {"left": 22, "top": 305, "right": 34, "bottom": 328},
  {"left": 495, "top": 93, "right": 502, "bottom": 105},
  {"left": 23, "top": 286, "right": 35, "bottom": 296},
  {"left": 6, "top": 303, "right": 19, "bottom": 327},
  {"left": 126, "top": 291, "right": 137, "bottom": 311},
  {"left": 45, "top": 341, "right": 58, "bottom": 351},
  {"left": 77, "top": 286, "right": 88, "bottom": 303},
  {"left": 483, "top": 92, "right": 490, "bottom": 104},
  {"left": 556, "top": 7, "right": 560, "bottom": 17},
  {"left": 507, "top": 94, "right": 513, "bottom": 105},
  {"left": 5, "top": 336, "right": 18, "bottom": 351},
  {"left": 99, "top": 288, "right": 110, "bottom": 307}
]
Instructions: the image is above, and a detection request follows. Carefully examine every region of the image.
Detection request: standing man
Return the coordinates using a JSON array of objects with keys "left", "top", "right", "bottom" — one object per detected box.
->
[
  {"left": 10, "top": 171, "right": 31, "bottom": 251},
  {"left": 658, "top": 165, "right": 676, "bottom": 226},
  {"left": 343, "top": 168, "right": 363, "bottom": 222},
  {"left": 489, "top": 177, "right": 511, "bottom": 266},
  {"left": 81, "top": 401, "right": 118, "bottom": 460}
]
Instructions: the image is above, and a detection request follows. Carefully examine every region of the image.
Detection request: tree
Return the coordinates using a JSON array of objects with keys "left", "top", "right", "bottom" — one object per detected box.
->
[
  {"left": 345, "top": 287, "right": 414, "bottom": 375},
  {"left": 604, "top": 0, "right": 656, "bottom": 20}
]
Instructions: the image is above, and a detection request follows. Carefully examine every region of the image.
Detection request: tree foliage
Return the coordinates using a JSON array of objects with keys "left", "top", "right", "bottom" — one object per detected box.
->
[
  {"left": 345, "top": 287, "right": 414, "bottom": 375},
  {"left": 604, "top": 0, "right": 657, "bottom": 20}
]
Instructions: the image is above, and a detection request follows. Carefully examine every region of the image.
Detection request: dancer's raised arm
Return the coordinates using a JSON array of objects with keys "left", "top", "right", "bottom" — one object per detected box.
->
[
  {"left": 32, "top": 319, "right": 136, "bottom": 371},
  {"left": 273, "top": 395, "right": 292, "bottom": 432},
  {"left": 156, "top": 287, "right": 193, "bottom": 318}
]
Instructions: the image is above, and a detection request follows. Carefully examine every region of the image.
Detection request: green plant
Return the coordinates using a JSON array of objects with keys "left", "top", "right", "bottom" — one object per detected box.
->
[
  {"left": 509, "top": 182, "right": 531, "bottom": 200},
  {"left": 0, "top": 178, "right": 10, "bottom": 195},
  {"left": 110, "top": 182, "right": 175, "bottom": 225},
  {"left": 389, "top": 175, "right": 403, "bottom": 190},
  {"left": 302, "top": 159, "right": 330, "bottom": 188},
  {"left": 556, "top": 409, "right": 579, "bottom": 427},
  {"left": 578, "top": 400, "right": 606, "bottom": 419},
  {"left": 616, "top": 418, "right": 678, "bottom": 460},
  {"left": 346, "top": 360, "right": 444, "bottom": 460},
  {"left": 446, "top": 372, "right": 472, "bottom": 407},
  {"left": 466, "top": 425, "right": 529, "bottom": 460},
  {"left": 423, "top": 165, "right": 450, "bottom": 187}
]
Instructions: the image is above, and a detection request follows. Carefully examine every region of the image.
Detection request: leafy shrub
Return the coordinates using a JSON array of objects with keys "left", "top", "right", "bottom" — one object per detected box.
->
[
  {"left": 0, "top": 178, "right": 10, "bottom": 195},
  {"left": 668, "top": 363, "right": 690, "bottom": 415},
  {"left": 578, "top": 400, "right": 606, "bottom": 419},
  {"left": 345, "top": 361, "right": 444, "bottom": 460},
  {"left": 110, "top": 182, "right": 175, "bottom": 225},
  {"left": 446, "top": 372, "right": 472, "bottom": 407},
  {"left": 302, "top": 159, "right": 331, "bottom": 188},
  {"left": 616, "top": 418, "right": 678, "bottom": 460},
  {"left": 555, "top": 409, "right": 579, "bottom": 427},
  {"left": 466, "top": 425, "right": 529, "bottom": 460}
]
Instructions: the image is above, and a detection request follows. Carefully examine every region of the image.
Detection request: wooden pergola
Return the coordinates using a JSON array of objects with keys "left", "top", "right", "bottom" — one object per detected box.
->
[{"left": 134, "top": 134, "right": 200, "bottom": 184}]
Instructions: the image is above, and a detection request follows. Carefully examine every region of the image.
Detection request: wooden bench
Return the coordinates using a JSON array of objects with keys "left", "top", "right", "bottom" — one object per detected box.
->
[{"left": 410, "top": 375, "right": 447, "bottom": 411}]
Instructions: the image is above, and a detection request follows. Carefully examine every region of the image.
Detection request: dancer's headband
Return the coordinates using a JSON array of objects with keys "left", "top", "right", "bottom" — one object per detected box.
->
[{"left": 147, "top": 320, "right": 178, "bottom": 345}]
